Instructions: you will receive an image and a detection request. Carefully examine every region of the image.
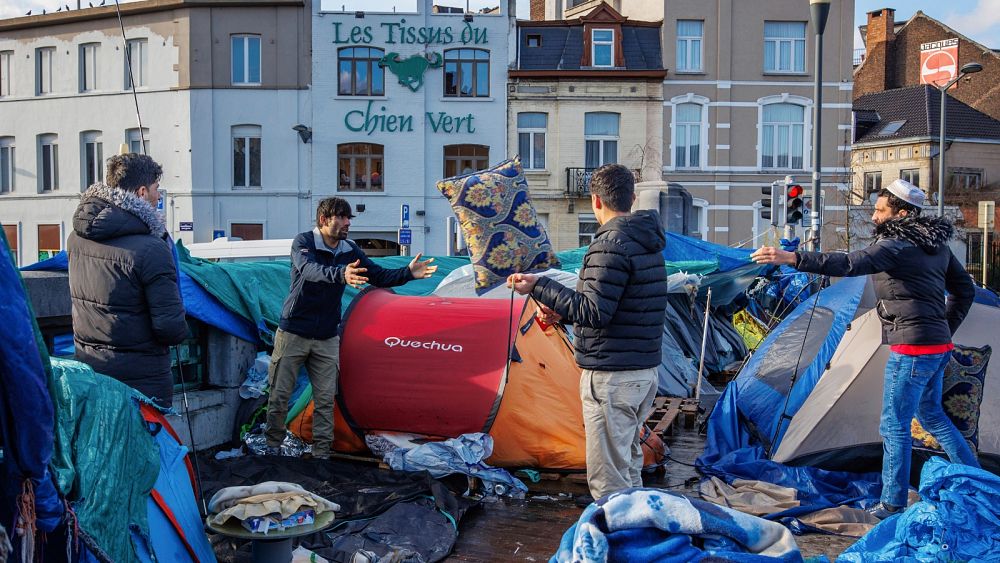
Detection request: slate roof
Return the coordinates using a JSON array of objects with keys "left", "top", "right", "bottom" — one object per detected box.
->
[
  {"left": 854, "top": 85, "right": 1000, "bottom": 144},
  {"left": 517, "top": 24, "right": 662, "bottom": 71}
]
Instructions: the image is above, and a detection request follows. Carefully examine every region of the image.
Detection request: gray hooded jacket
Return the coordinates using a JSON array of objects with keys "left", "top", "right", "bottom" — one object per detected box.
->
[{"left": 67, "top": 183, "right": 187, "bottom": 405}]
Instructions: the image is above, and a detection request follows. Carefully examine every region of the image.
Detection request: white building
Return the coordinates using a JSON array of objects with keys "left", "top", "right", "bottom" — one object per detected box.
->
[
  {"left": 311, "top": 0, "right": 516, "bottom": 255},
  {"left": 0, "top": 0, "right": 311, "bottom": 266}
]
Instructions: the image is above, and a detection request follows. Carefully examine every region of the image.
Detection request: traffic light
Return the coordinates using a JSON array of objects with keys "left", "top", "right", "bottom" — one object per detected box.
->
[
  {"left": 760, "top": 182, "right": 778, "bottom": 226},
  {"left": 785, "top": 183, "right": 805, "bottom": 225}
]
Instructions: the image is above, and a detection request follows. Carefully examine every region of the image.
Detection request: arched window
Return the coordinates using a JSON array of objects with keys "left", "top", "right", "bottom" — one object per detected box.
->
[
  {"left": 80, "top": 130, "right": 103, "bottom": 188},
  {"left": 584, "top": 112, "right": 619, "bottom": 168},
  {"left": 674, "top": 103, "right": 703, "bottom": 169},
  {"left": 0, "top": 136, "right": 14, "bottom": 193},
  {"left": 37, "top": 133, "right": 58, "bottom": 192},
  {"left": 517, "top": 112, "right": 547, "bottom": 170},
  {"left": 126, "top": 127, "right": 150, "bottom": 155},
  {"left": 338, "top": 143, "right": 383, "bottom": 192},
  {"left": 444, "top": 49, "right": 489, "bottom": 98},
  {"left": 232, "top": 125, "right": 262, "bottom": 189},
  {"left": 338, "top": 47, "right": 385, "bottom": 96},
  {"left": 761, "top": 103, "right": 805, "bottom": 170}
]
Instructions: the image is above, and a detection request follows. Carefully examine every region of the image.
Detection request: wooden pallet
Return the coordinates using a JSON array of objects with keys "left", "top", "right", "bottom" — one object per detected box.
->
[{"left": 645, "top": 397, "right": 700, "bottom": 437}]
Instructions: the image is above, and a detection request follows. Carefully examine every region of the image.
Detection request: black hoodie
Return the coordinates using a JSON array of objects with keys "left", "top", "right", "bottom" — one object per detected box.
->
[
  {"left": 67, "top": 183, "right": 187, "bottom": 406},
  {"left": 795, "top": 215, "right": 975, "bottom": 346},
  {"left": 532, "top": 209, "right": 669, "bottom": 371}
]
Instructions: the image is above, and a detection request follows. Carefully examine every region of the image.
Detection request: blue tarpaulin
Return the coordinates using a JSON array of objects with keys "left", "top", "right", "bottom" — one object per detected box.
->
[{"left": 840, "top": 457, "right": 1000, "bottom": 561}]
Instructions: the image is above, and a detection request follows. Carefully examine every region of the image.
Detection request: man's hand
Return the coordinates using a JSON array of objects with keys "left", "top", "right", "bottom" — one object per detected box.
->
[
  {"left": 408, "top": 253, "right": 438, "bottom": 279},
  {"left": 507, "top": 273, "right": 539, "bottom": 295},
  {"left": 345, "top": 259, "right": 369, "bottom": 289},
  {"left": 536, "top": 303, "right": 562, "bottom": 325},
  {"left": 750, "top": 246, "right": 797, "bottom": 266}
]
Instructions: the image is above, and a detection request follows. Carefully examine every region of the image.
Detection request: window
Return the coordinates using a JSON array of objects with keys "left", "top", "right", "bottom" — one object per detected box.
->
[
  {"left": 691, "top": 199, "right": 708, "bottom": 240},
  {"left": 338, "top": 143, "right": 384, "bottom": 192},
  {"left": 127, "top": 128, "right": 149, "bottom": 155},
  {"left": 125, "top": 39, "right": 148, "bottom": 89},
  {"left": 81, "top": 131, "right": 103, "bottom": 188},
  {"left": 0, "top": 51, "right": 12, "bottom": 97},
  {"left": 950, "top": 169, "right": 983, "bottom": 190},
  {"left": 36, "top": 47, "right": 54, "bottom": 95},
  {"left": 37, "top": 224, "right": 61, "bottom": 261},
  {"left": 231, "top": 223, "right": 264, "bottom": 241},
  {"left": 0, "top": 138, "right": 14, "bottom": 193},
  {"left": 591, "top": 29, "right": 614, "bottom": 67},
  {"left": 864, "top": 171, "right": 883, "bottom": 196},
  {"left": 517, "top": 112, "right": 546, "bottom": 170},
  {"left": 232, "top": 125, "right": 261, "bottom": 189},
  {"left": 443, "top": 144, "right": 489, "bottom": 178},
  {"left": 338, "top": 47, "right": 385, "bottom": 96},
  {"left": 900, "top": 169, "right": 919, "bottom": 185},
  {"left": 38, "top": 134, "right": 58, "bottom": 192},
  {"left": 761, "top": 103, "right": 804, "bottom": 169},
  {"left": 80, "top": 43, "right": 99, "bottom": 92},
  {"left": 674, "top": 103, "right": 702, "bottom": 169},
  {"left": 526, "top": 34, "right": 542, "bottom": 48},
  {"left": 764, "top": 22, "right": 806, "bottom": 73},
  {"left": 444, "top": 49, "right": 490, "bottom": 97},
  {"left": 2, "top": 225, "right": 16, "bottom": 266},
  {"left": 877, "top": 120, "right": 905, "bottom": 136},
  {"left": 232, "top": 35, "right": 261, "bottom": 86},
  {"left": 676, "top": 20, "right": 703, "bottom": 72},
  {"left": 584, "top": 112, "right": 619, "bottom": 168},
  {"left": 578, "top": 214, "right": 599, "bottom": 247}
]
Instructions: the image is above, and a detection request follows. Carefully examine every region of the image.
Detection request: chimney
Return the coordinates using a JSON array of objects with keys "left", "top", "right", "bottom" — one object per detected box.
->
[
  {"left": 530, "top": 0, "right": 545, "bottom": 20},
  {"left": 863, "top": 8, "right": 896, "bottom": 93}
]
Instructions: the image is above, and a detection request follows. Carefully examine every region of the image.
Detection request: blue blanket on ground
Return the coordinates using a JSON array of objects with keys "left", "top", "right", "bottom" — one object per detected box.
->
[
  {"left": 839, "top": 457, "right": 1000, "bottom": 562},
  {"left": 551, "top": 488, "right": 807, "bottom": 562}
]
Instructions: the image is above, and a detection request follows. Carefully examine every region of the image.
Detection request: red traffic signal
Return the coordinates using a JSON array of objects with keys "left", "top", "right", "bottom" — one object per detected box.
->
[
  {"left": 785, "top": 184, "right": 804, "bottom": 225},
  {"left": 786, "top": 184, "right": 803, "bottom": 198}
]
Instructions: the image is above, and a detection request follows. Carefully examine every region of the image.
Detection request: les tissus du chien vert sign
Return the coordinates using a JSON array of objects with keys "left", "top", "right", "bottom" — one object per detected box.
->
[{"left": 334, "top": 19, "right": 489, "bottom": 136}]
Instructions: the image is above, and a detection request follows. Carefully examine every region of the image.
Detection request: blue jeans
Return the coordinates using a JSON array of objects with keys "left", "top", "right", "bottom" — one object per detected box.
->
[{"left": 879, "top": 351, "right": 981, "bottom": 507}]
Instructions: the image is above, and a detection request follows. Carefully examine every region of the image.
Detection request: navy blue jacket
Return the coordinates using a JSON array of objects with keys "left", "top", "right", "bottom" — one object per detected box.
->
[
  {"left": 279, "top": 229, "right": 413, "bottom": 339},
  {"left": 795, "top": 215, "right": 974, "bottom": 346},
  {"left": 532, "top": 210, "right": 669, "bottom": 371}
]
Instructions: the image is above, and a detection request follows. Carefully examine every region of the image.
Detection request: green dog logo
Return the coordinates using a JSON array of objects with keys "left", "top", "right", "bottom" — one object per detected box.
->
[{"left": 378, "top": 52, "right": 443, "bottom": 93}]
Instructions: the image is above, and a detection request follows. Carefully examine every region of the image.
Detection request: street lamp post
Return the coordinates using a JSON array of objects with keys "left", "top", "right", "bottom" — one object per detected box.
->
[
  {"left": 809, "top": 0, "right": 831, "bottom": 251},
  {"left": 937, "top": 62, "right": 983, "bottom": 216}
]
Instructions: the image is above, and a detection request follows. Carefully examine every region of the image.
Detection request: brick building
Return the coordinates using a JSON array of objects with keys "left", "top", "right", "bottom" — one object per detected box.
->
[{"left": 856, "top": 8, "right": 1000, "bottom": 121}]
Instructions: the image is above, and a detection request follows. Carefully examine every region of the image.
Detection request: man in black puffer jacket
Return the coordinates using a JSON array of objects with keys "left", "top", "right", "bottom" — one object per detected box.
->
[
  {"left": 509, "top": 163, "right": 668, "bottom": 501},
  {"left": 67, "top": 154, "right": 188, "bottom": 407},
  {"left": 752, "top": 179, "right": 979, "bottom": 519}
]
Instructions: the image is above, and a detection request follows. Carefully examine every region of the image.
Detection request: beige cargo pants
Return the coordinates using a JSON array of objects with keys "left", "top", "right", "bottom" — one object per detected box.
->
[
  {"left": 265, "top": 329, "right": 340, "bottom": 457},
  {"left": 581, "top": 367, "right": 658, "bottom": 500}
]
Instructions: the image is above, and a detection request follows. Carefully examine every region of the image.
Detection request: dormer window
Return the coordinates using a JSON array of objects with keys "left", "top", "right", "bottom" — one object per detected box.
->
[
  {"left": 591, "top": 29, "right": 614, "bottom": 67},
  {"left": 527, "top": 34, "right": 542, "bottom": 48}
]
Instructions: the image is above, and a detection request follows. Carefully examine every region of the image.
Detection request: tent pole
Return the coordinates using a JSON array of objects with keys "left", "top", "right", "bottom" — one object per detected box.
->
[{"left": 694, "top": 288, "right": 712, "bottom": 401}]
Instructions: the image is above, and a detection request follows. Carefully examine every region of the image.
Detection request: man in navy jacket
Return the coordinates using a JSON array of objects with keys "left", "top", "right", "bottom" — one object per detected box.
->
[
  {"left": 752, "top": 179, "right": 978, "bottom": 518},
  {"left": 265, "top": 197, "right": 436, "bottom": 458}
]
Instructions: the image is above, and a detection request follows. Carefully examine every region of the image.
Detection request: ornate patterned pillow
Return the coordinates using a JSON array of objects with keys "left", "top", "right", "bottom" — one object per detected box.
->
[
  {"left": 911, "top": 344, "right": 991, "bottom": 453},
  {"left": 436, "top": 157, "right": 560, "bottom": 294}
]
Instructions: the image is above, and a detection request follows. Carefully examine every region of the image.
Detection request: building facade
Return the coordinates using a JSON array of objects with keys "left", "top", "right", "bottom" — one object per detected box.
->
[
  {"left": 856, "top": 8, "right": 1000, "bottom": 122},
  {"left": 311, "top": 0, "right": 515, "bottom": 256},
  {"left": 0, "top": 0, "right": 311, "bottom": 266},
  {"left": 509, "top": 4, "right": 665, "bottom": 251}
]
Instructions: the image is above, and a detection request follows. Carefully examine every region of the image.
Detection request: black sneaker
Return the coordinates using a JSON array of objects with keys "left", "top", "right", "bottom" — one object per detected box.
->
[{"left": 865, "top": 502, "right": 902, "bottom": 520}]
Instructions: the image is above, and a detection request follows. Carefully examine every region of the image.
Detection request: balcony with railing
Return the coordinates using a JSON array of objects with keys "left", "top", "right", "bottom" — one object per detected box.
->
[
  {"left": 565, "top": 167, "right": 640, "bottom": 197},
  {"left": 853, "top": 48, "right": 866, "bottom": 67}
]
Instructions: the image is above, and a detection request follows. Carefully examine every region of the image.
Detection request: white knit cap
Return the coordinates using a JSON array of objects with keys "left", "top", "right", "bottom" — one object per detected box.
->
[{"left": 884, "top": 178, "right": 925, "bottom": 208}]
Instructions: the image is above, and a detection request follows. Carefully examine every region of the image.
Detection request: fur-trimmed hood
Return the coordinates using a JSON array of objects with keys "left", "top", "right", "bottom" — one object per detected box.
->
[
  {"left": 874, "top": 214, "right": 954, "bottom": 254},
  {"left": 73, "top": 183, "right": 166, "bottom": 241}
]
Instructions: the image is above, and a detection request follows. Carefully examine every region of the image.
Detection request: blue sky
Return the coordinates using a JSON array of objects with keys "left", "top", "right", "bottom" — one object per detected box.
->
[{"left": 3, "top": 0, "right": 998, "bottom": 51}]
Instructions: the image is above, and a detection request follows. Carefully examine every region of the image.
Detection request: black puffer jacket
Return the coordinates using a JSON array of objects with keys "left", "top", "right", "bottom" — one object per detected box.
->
[
  {"left": 532, "top": 210, "right": 668, "bottom": 371},
  {"left": 67, "top": 183, "right": 188, "bottom": 405},
  {"left": 795, "top": 215, "right": 974, "bottom": 345}
]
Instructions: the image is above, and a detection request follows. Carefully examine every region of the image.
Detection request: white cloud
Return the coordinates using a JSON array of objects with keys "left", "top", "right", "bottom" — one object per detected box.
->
[{"left": 943, "top": 0, "right": 1000, "bottom": 48}]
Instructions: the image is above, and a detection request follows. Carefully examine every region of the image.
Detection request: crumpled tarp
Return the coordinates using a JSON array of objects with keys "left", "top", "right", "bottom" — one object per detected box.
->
[
  {"left": 0, "top": 228, "right": 62, "bottom": 537},
  {"left": 551, "top": 488, "right": 807, "bottom": 563},
  {"left": 377, "top": 433, "right": 528, "bottom": 496},
  {"left": 839, "top": 457, "right": 1000, "bottom": 561},
  {"left": 48, "top": 358, "right": 161, "bottom": 563}
]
